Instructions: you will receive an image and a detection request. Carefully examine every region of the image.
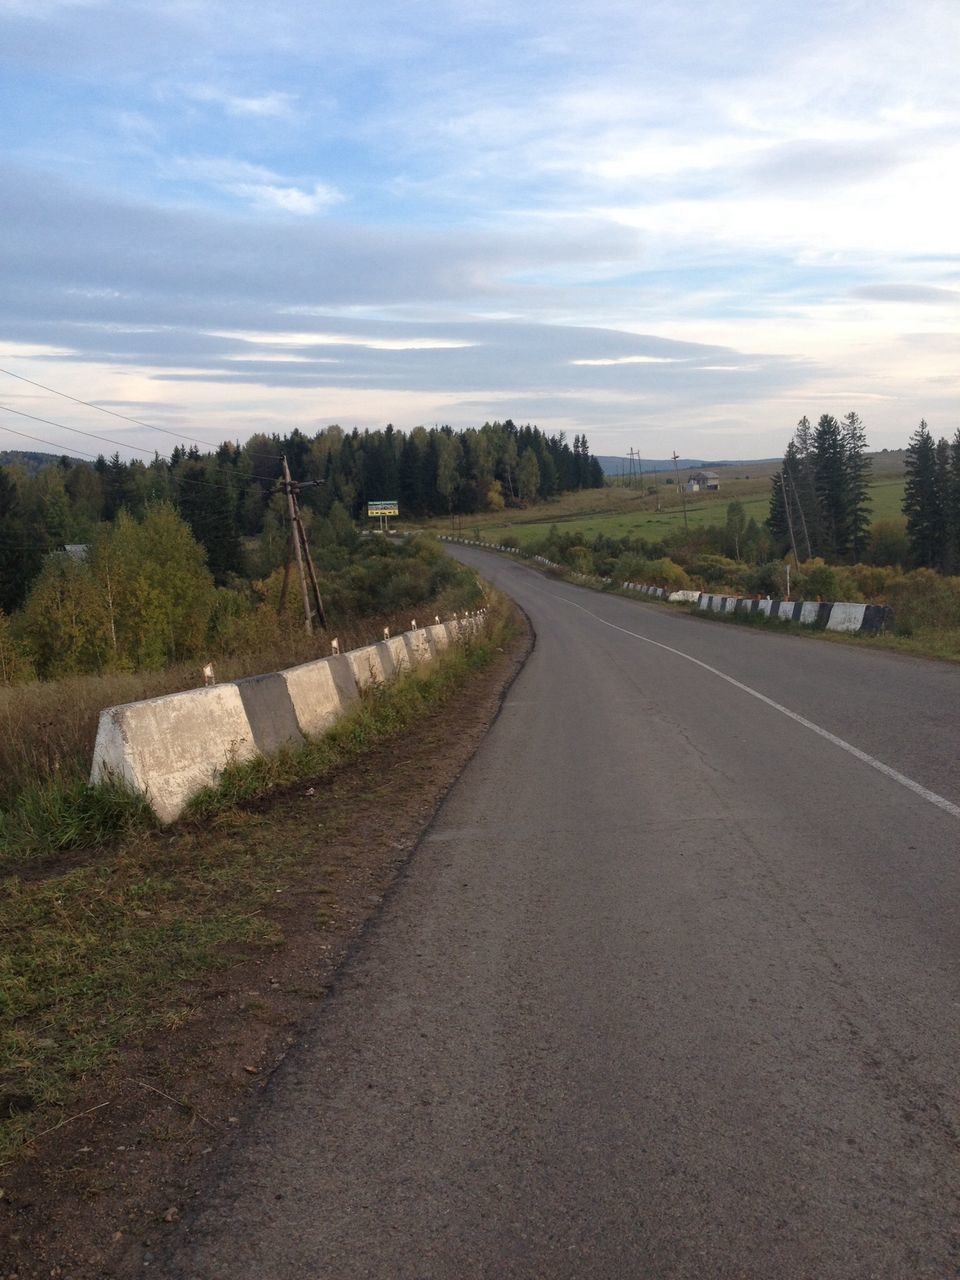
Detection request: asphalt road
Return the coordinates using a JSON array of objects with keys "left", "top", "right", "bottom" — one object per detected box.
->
[{"left": 167, "top": 550, "right": 960, "bottom": 1279}]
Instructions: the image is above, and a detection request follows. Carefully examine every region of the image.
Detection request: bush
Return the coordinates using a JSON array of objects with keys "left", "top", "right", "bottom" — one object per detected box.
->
[
  {"left": 884, "top": 569, "right": 960, "bottom": 635},
  {"left": 746, "top": 561, "right": 787, "bottom": 597},
  {"left": 687, "top": 554, "right": 749, "bottom": 593},
  {"left": 795, "top": 558, "right": 837, "bottom": 601},
  {"left": 867, "top": 518, "right": 910, "bottom": 568}
]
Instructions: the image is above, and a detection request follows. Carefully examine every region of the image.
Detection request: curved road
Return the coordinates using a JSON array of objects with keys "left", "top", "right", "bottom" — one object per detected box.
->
[{"left": 168, "top": 550, "right": 960, "bottom": 1278}]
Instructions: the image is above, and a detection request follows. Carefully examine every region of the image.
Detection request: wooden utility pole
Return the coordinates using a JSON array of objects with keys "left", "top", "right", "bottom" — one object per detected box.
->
[
  {"left": 281, "top": 456, "right": 327, "bottom": 632},
  {"left": 628, "top": 446, "right": 643, "bottom": 491},
  {"left": 780, "top": 469, "right": 800, "bottom": 567},
  {"left": 672, "top": 452, "right": 689, "bottom": 531}
]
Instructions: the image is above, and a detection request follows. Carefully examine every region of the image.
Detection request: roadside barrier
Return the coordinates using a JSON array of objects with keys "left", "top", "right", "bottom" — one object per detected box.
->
[
  {"left": 695, "top": 593, "right": 890, "bottom": 633},
  {"left": 90, "top": 612, "right": 487, "bottom": 824},
  {"left": 435, "top": 536, "right": 891, "bottom": 636}
]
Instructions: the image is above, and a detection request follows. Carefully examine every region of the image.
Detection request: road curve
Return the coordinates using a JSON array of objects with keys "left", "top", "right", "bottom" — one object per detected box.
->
[{"left": 167, "top": 550, "right": 960, "bottom": 1279}]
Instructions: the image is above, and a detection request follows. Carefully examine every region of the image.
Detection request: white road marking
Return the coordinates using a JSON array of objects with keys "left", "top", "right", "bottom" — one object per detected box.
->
[{"left": 551, "top": 591, "right": 960, "bottom": 822}]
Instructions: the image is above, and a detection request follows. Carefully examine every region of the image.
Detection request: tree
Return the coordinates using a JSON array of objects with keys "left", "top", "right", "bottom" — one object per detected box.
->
[
  {"left": 949, "top": 428, "right": 960, "bottom": 574},
  {"left": 435, "top": 433, "right": 463, "bottom": 518},
  {"left": 841, "top": 411, "right": 872, "bottom": 560},
  {"left": 89, "top": 503, "right": 216, "bottom": 669},
  {"left": 0, "top": 609, "right": 32, "bottom": 683},
  {"left": 902, "top": 420, "right": 942, "bottom": 568},
  {"left": 934, "top": 435, "right": 955, "bottom": 573},
  {"left": 517, "top": 448, "right": 540, "bottom": 501},
  {"left": 18, "top": 552, "right": 112, "bottom": 677},
  {"left": 725, "top": 500, "right": 747, "bottom": 560},
  {"left": 813, "top": 414, "right": 848, "bottom": 558}
]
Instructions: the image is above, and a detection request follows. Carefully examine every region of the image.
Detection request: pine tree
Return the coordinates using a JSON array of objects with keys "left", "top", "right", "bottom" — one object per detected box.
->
[
  {"left": 790, "top": 417, "right": 820, "bottom": 555},
  {"left": 902, "top": 420, "right": 942, "bottom": 568},
  {"left": 934, "top": 436, "right": 953, "bottom": 572},
  {"left": 948, "top": 428, "right": 960, "bottom": 574},
  {"left": 841, "top": 411, "right": 872, "bottom": 561},
  {"left": 813, "top": 415, "right": 848, "bottom": 557}
]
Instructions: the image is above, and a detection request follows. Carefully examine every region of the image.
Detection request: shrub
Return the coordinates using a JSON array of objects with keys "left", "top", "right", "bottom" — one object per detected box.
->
[
  {"left": 885, "top": 569, "right": 960, "bottom": 635},
  {"left": 795, "top": 558, "right": 837, "bottom": 601},
  {"left": 867, "top": 518, "right": 910, "bottom": 568}
]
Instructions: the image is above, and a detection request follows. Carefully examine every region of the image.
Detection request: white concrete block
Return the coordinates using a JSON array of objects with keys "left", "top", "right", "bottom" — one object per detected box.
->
[
  {"left": 347, "top": 643, "right": 389, "bottom": 689},
  {"left": 381, "top": 634, "right": 413, "bottom": 673},
  {"left": 798, "top": 601, "right": 820, "bottom": 625},
  {"left": 90, "top": 684, "right": 258, "bottom": 824},
  {"left": 281, "top": 656, "right": 356, "bottom": 738},
  {"left": 826, "top": 602, "right": 866, "bottom": 632},
  {"left": 403, "top": 627, "right": 434, "bottom": 665},
  {"left": 425, "top": 622, "right": 454, "bottom": 651}
]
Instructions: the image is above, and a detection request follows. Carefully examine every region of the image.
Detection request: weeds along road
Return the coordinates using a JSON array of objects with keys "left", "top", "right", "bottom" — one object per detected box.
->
[{"left": 166, "top": 548, "right": 960, "bottom": 1279}]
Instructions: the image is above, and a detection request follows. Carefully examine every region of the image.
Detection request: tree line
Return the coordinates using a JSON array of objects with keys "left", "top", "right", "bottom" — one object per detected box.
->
[
  {"left": 902, "top": 421, "right": 960, "bottom": 573},
  {"left": 768, "top": 413, "right": 960, "bottom": 573},
  {"left": 767, "top": 413, "right": 871, "bottom": 562},
  {"left": 0, "top": 420, "right": 604, "bottom": 612}
]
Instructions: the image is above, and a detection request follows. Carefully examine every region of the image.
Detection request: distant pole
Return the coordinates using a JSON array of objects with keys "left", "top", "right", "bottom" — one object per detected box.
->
[
  {"left": 282, "top": 455, "right": 327, "bottom": 632},
  {"left": 283, "top": 455, "right": 313, "bottom": 633},
  {"left": 672, "top": 452, "right": 689, "bottom": 531}
]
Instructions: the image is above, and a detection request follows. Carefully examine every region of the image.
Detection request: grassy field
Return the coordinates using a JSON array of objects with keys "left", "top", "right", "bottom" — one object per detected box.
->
[
  {"left": 409, "top": 453, "right": 906, "bottom": 550},
  {"left": 431, "top": 469, "right": 907, "bottom": 549}
]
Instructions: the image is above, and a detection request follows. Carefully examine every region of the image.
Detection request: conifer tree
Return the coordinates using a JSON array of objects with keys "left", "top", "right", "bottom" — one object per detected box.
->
[
  {"left": 841, "top": 411, "right": 872, "bottom": 560},
  {"left": 902, "top": 420, "right": 942, "bottom": 568}
]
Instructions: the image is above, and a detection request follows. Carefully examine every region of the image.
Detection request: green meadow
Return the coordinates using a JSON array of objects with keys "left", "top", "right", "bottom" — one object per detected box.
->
[{"left": 476, "top": 474, "right": 906, "bottom": 549}]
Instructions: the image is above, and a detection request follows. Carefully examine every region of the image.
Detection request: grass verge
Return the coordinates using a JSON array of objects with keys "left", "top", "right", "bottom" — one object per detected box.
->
[
  {"left": 0, "top": 598, "right": 520, "bottom": 1170},
  {"left": 672, "top": 596, "right": 960, "bottom": 662}
]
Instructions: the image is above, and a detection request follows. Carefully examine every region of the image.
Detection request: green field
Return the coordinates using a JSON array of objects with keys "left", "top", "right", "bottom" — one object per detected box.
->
[{"left": 475, "top": 475, "right": 906, "bottom": 549}]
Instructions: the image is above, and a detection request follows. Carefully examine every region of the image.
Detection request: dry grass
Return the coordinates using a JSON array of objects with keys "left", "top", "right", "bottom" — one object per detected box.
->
[
  {"left": 0, "top": 609, "right": 518, "bottom": 1169},
  {"left": 0, "top": 603, "right": 467, "bottom": 811}
]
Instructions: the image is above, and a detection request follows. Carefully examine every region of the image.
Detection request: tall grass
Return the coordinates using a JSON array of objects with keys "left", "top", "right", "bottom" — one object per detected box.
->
[{"left": 0, "top": 602, "right": 473, "bottom": 813}]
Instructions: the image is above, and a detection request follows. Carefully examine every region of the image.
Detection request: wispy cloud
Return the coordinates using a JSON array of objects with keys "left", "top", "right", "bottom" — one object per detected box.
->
[
  {"left": 165, "top": 155, "right": 342, "bottom": 214},
  {"left": 1, "top": 0, "right": 959, "bottom": 454},
  {"left": 181, "top": 83, "right": 298, "bottom": 120},
  {"left": 851, "top": 285, "right": 960, "bottom": 306}
]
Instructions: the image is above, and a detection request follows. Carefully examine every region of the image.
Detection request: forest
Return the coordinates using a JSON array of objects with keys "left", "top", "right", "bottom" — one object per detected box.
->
[
  {"left": 768, "top": 413, "right": 960, "bottom": 572},
  {"left": 0, "top": 420, "right": 602, "bottom": 681}
]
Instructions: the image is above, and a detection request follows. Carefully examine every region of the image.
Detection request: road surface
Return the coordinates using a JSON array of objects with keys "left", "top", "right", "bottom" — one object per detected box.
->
[{"left": 167, "top": 549, "right": 960, "bottom": 1278}]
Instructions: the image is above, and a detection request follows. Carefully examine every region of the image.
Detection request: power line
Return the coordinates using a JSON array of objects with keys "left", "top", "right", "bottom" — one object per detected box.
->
[
  {"left": 0, "top": 417, "right": 101, "bottom": 461},
  {"left": 0, "top": 365, "right": 284, "bottom": 459},
  {"left": 0, "top": 404, "right": 280, "bottom": 486}
]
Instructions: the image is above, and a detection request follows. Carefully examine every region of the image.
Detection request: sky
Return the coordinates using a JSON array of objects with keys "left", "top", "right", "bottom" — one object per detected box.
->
[{"left": 0, "top": 0, "right": 958, "bottom": 462}]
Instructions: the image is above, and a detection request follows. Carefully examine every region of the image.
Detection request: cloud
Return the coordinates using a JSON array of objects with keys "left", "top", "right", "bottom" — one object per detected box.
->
[
  {"left": 230, "top": 181, "right": 343, "bottom": 214},
  {"left": 851, "top": 284, "right": 960, "bottom": 305},
  {"left": 164, "top": 155, "right": 343, "bottom": 214},
  {"left": 571, "top": 356, "right": 682, "bottom": 367},
  {"left": 181, "top": 84, "right": 298, "bottom": 119},
  {"left": 742, "top": 139, "right": 909, "bottom": 192},
  {"left": 2, "top": 0, "right": 960, "bottom": 453}
]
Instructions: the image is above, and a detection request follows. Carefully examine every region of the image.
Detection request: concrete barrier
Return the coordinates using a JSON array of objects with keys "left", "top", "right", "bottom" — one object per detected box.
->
[
  {"left": 694, "top": 593, "right": 891, "bottom": 633},
  {"left": 90, "top": 612, "right": 487, "bottom": 824},
  {"left": 403, "top": 628, "right": 434, "bottom": 664},
  {"left": 90, "top": 684, "right": 260, "bottom": 824},
  {"left": 281, "top": 654, "right": 359, "bottom": 737},
  {"left": 347, "top": 643, "right": 390, "bottom": 689},
  {"left": 236, "top": 672, "right": 304, "bottom": 757}
]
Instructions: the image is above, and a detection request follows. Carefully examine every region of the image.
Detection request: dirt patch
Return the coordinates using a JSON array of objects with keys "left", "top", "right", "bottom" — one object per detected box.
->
[{"left": 0, "top": 615, "right": 532, "bottom": 1278}]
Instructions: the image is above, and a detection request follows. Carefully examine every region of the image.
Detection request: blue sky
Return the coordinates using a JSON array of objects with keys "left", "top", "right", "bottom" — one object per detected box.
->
[{"left": 1, "top": 0, "right": 958, "bottom": 460}]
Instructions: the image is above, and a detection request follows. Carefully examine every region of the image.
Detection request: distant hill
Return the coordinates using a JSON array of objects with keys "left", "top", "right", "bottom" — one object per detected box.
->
[
  {"left": 598, "top": 455, "right": 779, "bottom": 476},
  {"left": 0, "top": 449, "right": 82, "bottom": 475}
]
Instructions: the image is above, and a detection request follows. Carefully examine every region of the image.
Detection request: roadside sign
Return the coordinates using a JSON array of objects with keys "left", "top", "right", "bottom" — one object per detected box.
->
[{"left": 368, "top": 500, "right": 399, "bottom": 517}]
